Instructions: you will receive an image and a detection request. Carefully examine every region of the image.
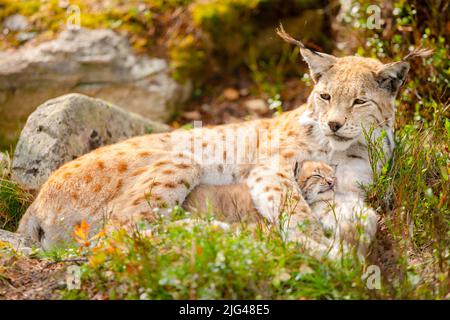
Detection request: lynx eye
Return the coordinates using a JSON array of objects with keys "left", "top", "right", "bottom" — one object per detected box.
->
[
  {"left": 319, "top": 93, "right": 331, "bottom": 101},
  {"left": 353, "top": 98, "right": 367, "bottom": 105}
]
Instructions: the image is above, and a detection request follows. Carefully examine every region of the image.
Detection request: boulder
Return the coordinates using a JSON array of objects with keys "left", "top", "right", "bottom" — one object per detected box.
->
[
  {"left": 0, "top": 27, "right": 191, "bottom": 148},
  {"left": 11, "top": 93, "right": 171, "bottom": 192}
]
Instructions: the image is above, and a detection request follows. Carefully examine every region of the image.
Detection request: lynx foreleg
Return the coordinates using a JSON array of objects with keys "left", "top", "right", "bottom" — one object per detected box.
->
[{"left": 246, "top": 164, "right": 329, "bottom": 246}]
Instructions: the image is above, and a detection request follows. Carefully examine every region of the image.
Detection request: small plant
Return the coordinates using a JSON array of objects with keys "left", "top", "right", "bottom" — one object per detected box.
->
[
  {"left": 63, "top": 212, "right": 374, "bottom": 300},
  {"left": 37, "top": 245, "right": 80, "bottom": 264},
  {"left": 268, "top": 94, "right": 284, "bottom": 117}
]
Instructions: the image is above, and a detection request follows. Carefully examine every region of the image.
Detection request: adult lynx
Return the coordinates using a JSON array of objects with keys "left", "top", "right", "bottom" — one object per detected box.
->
[{"left": 18, "top": 25, "right": 431, "bottom": 253}]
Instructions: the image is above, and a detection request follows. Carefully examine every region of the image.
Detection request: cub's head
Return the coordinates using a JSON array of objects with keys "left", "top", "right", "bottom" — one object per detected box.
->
[
  {"left": 277, "top": 25, "right": 432, "bottom": 151},
  {"left": 297, "top": 160, "right": 336, "bottom": 204}
]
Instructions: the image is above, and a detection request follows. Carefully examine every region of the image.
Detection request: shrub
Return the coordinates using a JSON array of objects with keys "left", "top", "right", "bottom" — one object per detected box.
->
[{"left": 0, "top": 152, "right": 33, "bottom": 231}]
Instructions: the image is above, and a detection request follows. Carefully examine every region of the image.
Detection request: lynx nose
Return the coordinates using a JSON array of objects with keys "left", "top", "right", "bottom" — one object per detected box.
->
[
  {"left": 328, "top": 121, "right": 343, "bottom": 132},
  {"left": 327, "top": 178, "right": 335, "bottom": 188}
]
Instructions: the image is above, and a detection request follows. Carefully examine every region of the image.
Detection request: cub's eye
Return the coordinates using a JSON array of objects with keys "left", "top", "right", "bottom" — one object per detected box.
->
[
  {"left": 353, "top": 98, "right": 366, "bottom": 105},
  {"left": 319, "top": 93, "right": 331, "bottom": 101}
]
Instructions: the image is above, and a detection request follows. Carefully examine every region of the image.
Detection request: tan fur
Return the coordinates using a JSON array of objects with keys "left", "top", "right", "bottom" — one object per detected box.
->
[{"left": 183, "top": 184, "right": 260, "bottom": 224}]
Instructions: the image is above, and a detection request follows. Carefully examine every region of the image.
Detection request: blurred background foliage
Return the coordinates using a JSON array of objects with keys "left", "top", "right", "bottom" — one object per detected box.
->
[
  {"left": 0, "top": 0, "right": 447, "bottom": 115},
  {"left": 0, "top": 0, "right": 331, "bottom": 95}
]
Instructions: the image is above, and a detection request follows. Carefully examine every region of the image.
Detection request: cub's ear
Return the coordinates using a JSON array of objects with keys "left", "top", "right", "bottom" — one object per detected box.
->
[
  {"left": 375, "top": 61, "right": 410, "bottom": 95},
  {"left": 276, "top": 23, "right": 336, "bottom": 83},
  {"left": 293, "top": 160, "right": 305, "bottom": 179}
]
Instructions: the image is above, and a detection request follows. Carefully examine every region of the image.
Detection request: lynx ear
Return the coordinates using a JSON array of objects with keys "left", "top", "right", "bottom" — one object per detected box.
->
[
  {"left": 276, "top": 23, "right": 336, "bottom": 82},
  {"left": 376, "top": 61, "right": 410, "bottom": 95},
  {"left": 376, "top": 47, "right": 433, "bottom": 95}
]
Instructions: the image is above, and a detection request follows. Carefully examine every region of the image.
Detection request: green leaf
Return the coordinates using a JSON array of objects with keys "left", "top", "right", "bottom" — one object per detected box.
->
[
  {"left": 440, "top": 165, "right": 449, "bottom": 181},
  {"left": 445, "top": 118, "right": 450, "bottom": 139}
]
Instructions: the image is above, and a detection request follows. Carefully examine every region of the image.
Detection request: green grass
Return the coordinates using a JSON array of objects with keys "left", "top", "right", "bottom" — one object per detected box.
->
[
  {"left": 363, "top": 110, "right": 449, "bottom": 299},
  {"left": 59, "top": 198, "right": 448, "bottom": 300},
  {"left": 0, "top": 152, "right": 33, "bottom": 231},
  {"left": 61, "top": 216, "right": 376, "bottom": 300}
]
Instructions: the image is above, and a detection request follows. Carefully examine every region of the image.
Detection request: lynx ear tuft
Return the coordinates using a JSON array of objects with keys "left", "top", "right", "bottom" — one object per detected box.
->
[
  {"left": 402, "top": 47, "right": 434, "bottom": 61},
  {"left": 276, "top": 23, "right": 336, "bottom": 82},
  {"left": 276, "top": 23, "right": 306, "bottom": 49}
]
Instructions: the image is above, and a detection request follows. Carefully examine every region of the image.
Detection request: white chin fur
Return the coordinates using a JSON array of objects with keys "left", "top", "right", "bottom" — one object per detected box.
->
[{"left": 329, "top": 138, "right": 354, "bottom": 151}]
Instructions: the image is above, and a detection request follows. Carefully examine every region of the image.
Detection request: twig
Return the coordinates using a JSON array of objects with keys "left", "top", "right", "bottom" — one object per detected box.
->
[{"left": 44, "top": 257, "right": 87, "bottom": 268}]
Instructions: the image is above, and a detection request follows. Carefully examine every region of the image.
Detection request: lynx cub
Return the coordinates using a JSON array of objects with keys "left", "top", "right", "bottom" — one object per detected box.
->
[{"left": 183, "top": 160, "right": 336, "bottom": 224}]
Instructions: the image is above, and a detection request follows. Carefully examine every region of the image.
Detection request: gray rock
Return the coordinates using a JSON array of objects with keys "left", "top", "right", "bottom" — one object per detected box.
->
[
  {"left": 0, "top": 229, "right": 37, "bottom": 255},
  {"left": 12, "top": 93, "right": 171, "bottom": 192},
  {"left": 0, "top": 28, "right": 191, "bottom": 148}
]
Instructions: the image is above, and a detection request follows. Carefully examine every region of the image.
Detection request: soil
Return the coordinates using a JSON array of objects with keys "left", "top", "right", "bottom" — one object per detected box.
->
[{"left": 0, "top": 253, "right": 69, "bottom": 300}]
